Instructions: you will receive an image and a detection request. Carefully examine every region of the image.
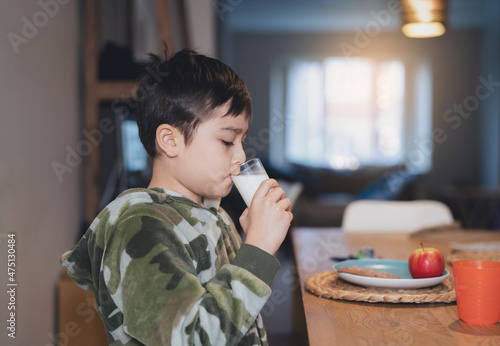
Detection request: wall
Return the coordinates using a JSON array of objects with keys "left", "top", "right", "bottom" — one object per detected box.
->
[
  {"left": 0, "top": 1, "right": 80, "bottom": 345},
  {"left": 226, "top": 30, "right": 485, "bottom": 194}
]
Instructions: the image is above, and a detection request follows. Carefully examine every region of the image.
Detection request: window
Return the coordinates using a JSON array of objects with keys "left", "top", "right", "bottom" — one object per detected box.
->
[{"left": 270, "top": 56, "right": 432, "bottom": 173}]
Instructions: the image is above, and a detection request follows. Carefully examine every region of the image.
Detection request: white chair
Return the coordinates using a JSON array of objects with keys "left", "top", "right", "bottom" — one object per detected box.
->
[{"left": 341, "top": 200, "right": 454, "bottom": 233}]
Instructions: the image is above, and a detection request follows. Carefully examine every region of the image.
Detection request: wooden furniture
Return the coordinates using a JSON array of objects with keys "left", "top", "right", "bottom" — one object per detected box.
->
[
  {"left": 83, "top": 0, "right": 136, "bottom": 225},
  {"left": 83, "top": 0, "right": 188, "bottom": 224},
  {"left": 291, "top": 227, "right": 500, "bottom": 345},
  {"left": 58, "top": 272, "right": 108, "bottom": 346}
]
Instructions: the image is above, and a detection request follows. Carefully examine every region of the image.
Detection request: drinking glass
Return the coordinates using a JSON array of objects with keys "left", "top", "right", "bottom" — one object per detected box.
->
[{"left": 231, "top": 158, "right": 269, "bottom": 207}]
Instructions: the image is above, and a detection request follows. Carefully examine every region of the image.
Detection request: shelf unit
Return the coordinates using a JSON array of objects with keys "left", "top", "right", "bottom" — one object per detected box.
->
[{"left": 83, "top": 0, "right": 188, "bottom": 224}]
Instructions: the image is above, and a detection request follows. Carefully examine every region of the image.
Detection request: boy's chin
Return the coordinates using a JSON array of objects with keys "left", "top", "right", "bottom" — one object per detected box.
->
[
  {"left": 206, "top": 185, "right": 232, "bottom": 200},
  {"left": 219, "top": 186, "right": 233, "bottom": 198}
]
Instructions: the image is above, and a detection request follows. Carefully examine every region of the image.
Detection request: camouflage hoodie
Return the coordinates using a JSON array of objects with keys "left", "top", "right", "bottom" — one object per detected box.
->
[{"left": 61, "top": 188, "right": 280, "bottom": 345}]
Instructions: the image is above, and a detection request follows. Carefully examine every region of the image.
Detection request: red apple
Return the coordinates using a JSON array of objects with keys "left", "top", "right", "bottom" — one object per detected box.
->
[{"left": 408, "top": 243, "right": 445, "bottom": 278}]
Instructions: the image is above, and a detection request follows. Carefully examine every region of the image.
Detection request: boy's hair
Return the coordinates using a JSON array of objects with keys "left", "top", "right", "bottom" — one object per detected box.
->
[{"left": 136, "top": 49, "right": 253, "bottom": 158}]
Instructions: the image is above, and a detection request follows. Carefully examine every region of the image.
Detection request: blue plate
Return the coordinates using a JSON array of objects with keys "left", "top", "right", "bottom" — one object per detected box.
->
[{"left": 333, "top": 259, "right": 449, "bottom": 289}]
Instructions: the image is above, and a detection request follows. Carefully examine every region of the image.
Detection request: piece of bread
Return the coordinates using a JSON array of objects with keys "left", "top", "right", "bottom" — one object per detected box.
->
[{"left": 337, "top": 265, "right": 400, "bottom": 279}]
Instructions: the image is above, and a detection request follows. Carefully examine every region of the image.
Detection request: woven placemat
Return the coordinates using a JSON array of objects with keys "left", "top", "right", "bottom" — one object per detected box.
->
[{"left": 305, "top": 270, "right": 455, "bottom": 304}]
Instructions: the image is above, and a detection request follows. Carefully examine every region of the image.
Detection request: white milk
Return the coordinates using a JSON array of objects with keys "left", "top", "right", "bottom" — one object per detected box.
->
[{"left": 232, "top": 173, "right": 269, "bottom": 207}]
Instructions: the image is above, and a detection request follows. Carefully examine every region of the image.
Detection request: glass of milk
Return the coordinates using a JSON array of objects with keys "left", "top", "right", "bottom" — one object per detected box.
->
[{"left": 231, "top": 158, "right": 269, "bottom": 207}]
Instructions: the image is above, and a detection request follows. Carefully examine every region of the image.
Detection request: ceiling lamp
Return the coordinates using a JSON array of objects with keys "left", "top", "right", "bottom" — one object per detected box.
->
[{"left": 401, "top": 0, "right": 447, "bottom": 38}]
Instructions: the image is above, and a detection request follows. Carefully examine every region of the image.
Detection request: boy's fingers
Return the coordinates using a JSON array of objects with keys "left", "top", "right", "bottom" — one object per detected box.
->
[
  {"left": 277, "top": 198, "right": 292, "bottom": 212},
  {"left": 240, "top": 208, "right": 249, "bottom": 219},
  {"left": 239, "top": 208, "right": 249, "bottom": 233},
  {"left": 267, "top": 186, "right": 287, "bottom": 202},
  {"left": 253, "top": 179, "right": 279, "bottom": 199}
]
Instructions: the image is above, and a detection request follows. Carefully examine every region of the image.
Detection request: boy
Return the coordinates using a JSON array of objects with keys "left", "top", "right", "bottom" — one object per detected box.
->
[{"left": 61, "top": 49, "right": 293, "bottom": 345}]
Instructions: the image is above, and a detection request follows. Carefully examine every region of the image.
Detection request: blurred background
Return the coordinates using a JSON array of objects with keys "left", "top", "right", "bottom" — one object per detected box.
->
[{"left": 1, "top": 0, "right": 499, "bottom": 345}]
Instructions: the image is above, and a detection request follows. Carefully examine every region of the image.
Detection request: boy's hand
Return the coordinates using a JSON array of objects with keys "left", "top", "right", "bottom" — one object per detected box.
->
[{"left": 239, "top": 179, "right": 293, "bottom": 255}]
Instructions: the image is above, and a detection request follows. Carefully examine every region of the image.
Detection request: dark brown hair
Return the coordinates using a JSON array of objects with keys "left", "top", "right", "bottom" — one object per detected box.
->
[{"left": 136, "top": 49, "right": 253, "bottom": 158}]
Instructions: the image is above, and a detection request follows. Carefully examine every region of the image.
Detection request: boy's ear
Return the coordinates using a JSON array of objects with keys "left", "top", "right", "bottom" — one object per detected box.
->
[{"left": 155, "top": 124, "right": 183, "bottom": 157}]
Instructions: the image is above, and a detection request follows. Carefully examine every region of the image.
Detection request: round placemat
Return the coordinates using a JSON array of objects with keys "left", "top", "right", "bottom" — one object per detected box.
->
[{"left": 305, "top": 270, "right": 455, "bottom": 304}]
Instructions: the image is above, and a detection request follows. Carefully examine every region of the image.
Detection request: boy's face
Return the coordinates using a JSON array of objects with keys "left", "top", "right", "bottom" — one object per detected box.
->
[{"left": 175, "top": 104, "right": 248, "bottom": 204}]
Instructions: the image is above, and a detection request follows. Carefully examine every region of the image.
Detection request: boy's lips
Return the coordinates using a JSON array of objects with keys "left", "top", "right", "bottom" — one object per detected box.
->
[{"left": 229, "top": 166, "right": 240, "bottom": 176}]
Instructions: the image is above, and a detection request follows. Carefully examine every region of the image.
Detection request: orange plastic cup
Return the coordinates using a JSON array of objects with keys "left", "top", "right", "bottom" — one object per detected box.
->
[{"left": 452, "top": 260, "right": 500, "bottom": 325}]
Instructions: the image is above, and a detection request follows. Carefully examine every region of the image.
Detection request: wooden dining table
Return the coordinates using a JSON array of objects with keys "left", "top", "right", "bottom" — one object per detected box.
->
[{"left": 291, "top": 227, "right": 500, "bottom": 345}]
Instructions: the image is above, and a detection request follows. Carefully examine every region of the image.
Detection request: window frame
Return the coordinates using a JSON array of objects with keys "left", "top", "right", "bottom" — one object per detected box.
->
[{"left": 269, "top": 54, "right": 433, "bottom": 174}]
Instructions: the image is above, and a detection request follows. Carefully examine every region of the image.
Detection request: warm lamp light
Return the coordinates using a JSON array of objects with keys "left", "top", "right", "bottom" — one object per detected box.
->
[{"left": 401, "top": 0, "right": 447, "bottom": 38}]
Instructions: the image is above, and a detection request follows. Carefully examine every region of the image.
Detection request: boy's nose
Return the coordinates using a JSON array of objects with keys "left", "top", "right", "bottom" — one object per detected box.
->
[{"left": 233, "top": 142, "right": 246, "bottom": 164}]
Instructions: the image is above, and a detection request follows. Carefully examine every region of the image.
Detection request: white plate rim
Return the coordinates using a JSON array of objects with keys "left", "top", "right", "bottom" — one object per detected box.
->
[{"left": 333, "top": 259, "right": 449, "bottom": 289}]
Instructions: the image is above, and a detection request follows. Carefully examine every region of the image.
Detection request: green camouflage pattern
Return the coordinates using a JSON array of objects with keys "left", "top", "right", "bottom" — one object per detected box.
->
[{"left": 61, "top": 188, "right": 272, "bottom": 345}]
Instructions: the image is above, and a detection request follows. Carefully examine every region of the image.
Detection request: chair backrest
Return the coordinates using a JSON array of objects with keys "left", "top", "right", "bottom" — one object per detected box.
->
[{"left": 341, "top": 199, "right": 454, "bottom": 232}]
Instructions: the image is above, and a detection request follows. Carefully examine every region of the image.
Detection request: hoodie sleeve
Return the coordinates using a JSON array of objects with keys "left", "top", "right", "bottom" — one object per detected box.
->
[
  {"left": 61, "top": 231, "right": 98, "bottom": 294},
  {"left": 97, "top": 211, "right": 278, "bottom": 346}
]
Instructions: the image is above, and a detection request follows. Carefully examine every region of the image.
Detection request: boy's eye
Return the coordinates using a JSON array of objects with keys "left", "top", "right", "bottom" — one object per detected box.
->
[{"left": 222, "top": 140, "right": 234, "bottom": 147}]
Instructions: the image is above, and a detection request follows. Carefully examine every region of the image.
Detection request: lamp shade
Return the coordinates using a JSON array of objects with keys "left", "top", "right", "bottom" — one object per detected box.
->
[{"left": 401, "top": 0, "right": 447, "bottom": 38}]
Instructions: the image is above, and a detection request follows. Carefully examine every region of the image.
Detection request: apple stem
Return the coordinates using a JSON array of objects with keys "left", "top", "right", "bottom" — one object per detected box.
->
[{"left": 420, "top": 243, "right": 425, "bottom": 251}]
